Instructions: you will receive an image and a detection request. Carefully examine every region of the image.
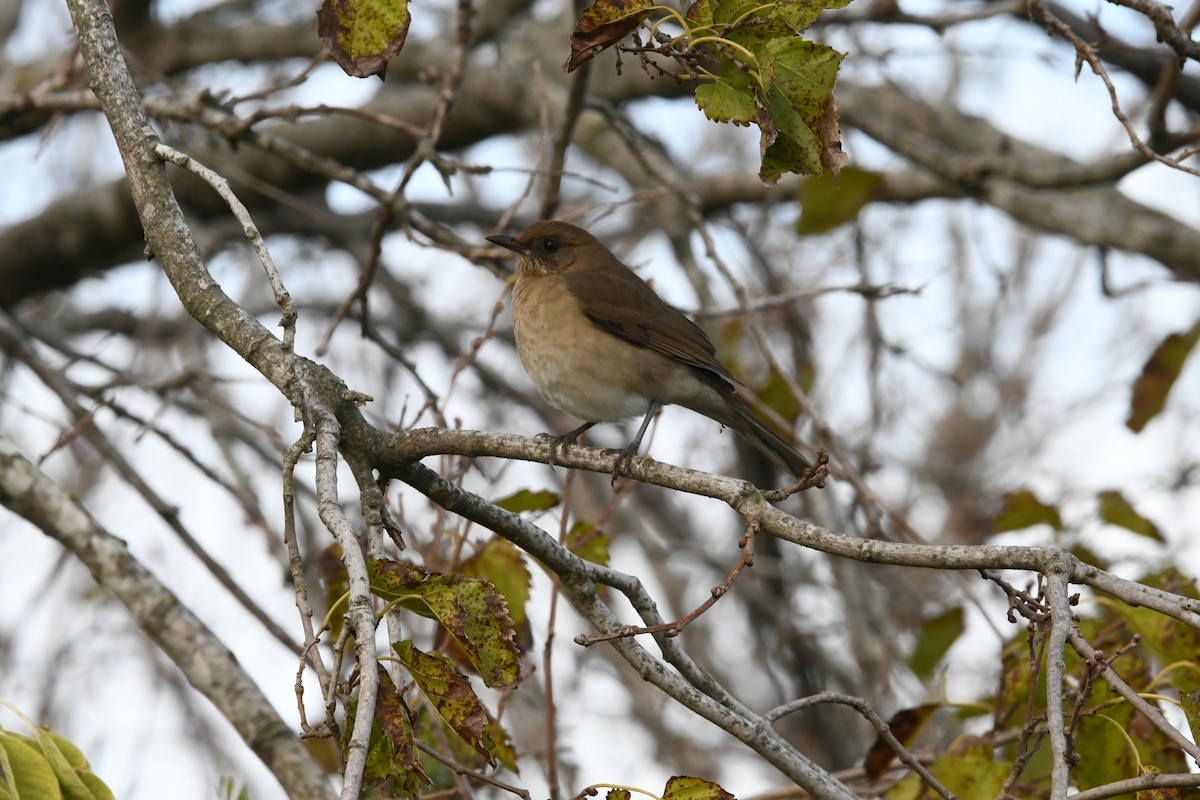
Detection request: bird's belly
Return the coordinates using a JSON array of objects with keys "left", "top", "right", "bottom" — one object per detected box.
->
[
  {"left": 517, "top": 332, "right": 652, "bottom": 422},
  {"left": 512, "top": 283, "right": 655, "bottom": 423}
]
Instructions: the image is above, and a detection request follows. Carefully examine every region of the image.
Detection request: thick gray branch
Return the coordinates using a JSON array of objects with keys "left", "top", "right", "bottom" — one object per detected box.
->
[{"left": 380, "top": 427, "right": 1200, "bottom": 631}]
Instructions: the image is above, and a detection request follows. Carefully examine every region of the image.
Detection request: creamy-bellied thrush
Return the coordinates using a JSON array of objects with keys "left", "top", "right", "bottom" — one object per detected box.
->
[{"left": 487, "top": 220, "right": 809, "bottom": 478}]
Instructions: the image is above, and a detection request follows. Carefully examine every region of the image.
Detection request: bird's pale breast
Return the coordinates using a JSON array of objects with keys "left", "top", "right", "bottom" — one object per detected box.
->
[{"left": 512, "top": 273, "right": 672, "bottom": 422}]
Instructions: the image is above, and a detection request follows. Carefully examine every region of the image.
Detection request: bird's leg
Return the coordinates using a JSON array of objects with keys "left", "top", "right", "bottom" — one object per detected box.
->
[
  {"left": 608, "top": 402, "right": 661, "bottom": 483},
  {"left": 539, "top": 421, "right": 596, "bottom": 466}
]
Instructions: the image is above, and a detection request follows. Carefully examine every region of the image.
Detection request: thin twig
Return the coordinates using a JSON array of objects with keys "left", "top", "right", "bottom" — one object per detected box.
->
[
  {"left": 413, "top": 740, "right": 532, "bottom": 799},
  {"left": 762, "top": 692, "right": 956, "bottom": 800},
  {"left": 154, "top": 143, "right": 298, "bottom": 351},
  {"left": 996, "top": 602, "right": 1051, "bottom": 797},
  {"left": 575, "top": 521, "right": 758, "bottom": 645},
  {"left": 0, "top": 316, "right": 304, "bottom": 655},
  {"left": 284, "top": 425, "right": 338, "bottom": 744},
  {"left": 1031, "top": 0, "right": 1200, "bottom": 178},
  {"left": 388, "top": 459, "right": 858, "bottom": 799},
  {"left": 1105, "top": 0, "right": 1200, "bottom": 63},
  {"left": 539, "top": 57, "right": 593, "bottom": 219},
  {"left": 1068, "top": 629, "right": 1200, "bottom": 762}
]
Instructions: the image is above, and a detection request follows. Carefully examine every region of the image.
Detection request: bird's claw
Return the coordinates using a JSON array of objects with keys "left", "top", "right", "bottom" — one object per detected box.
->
[
  {"left": 536, "top": 431, "right": 581, "bottom": 467},
  {"left": 602, "top": 444, "right": 639, "bottom": 486}
]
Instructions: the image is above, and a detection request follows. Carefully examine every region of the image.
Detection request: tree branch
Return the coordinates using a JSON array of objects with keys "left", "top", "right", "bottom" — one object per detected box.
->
[
  {"left": 0, "top": 436, "right": 335, "bottom": 800},
  {"left": 377, "top": 427, "right": 1200, "bottom": 632},
  {"left": 387, "top": 459, "right": 859, "bottom": 800}
]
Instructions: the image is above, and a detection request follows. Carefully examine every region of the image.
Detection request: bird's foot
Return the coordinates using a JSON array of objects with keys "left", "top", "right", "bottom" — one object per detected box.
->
[
  {"left": 534, "top": 432, "right": 572, "bottom": 467},
  {"left": 602, "top": 442, "right": 641, "bottom": 487},
  {"left": 536, "top": 423, "right": 594, "bottom": 467}
]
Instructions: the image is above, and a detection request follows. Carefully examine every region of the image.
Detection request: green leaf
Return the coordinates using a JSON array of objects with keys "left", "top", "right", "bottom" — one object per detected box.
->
[
  {"left": 493, "top": 488, "right": 560, "bottom": 514},
  {"left": 687, "top": 1, "right": 847, "bottom": 182},
  {"left": 26, "top": 730, "right": 96, "bottom": 800},
  {"left": 689, "top": 0, "right": 772, "bottom": 30},
  {"left": 0, "top": 733, "right": 63, "bottom": 800},
  {"left": 0, "top": 735, "right": 19, "bottom": 799},
  {"left": 1097, "top": 490, "right": 1163, "bottom": 542},
  {"left": 755, "top": 366, "right": 804, "bottom": 423},
  {"left": 763, "top": 38, "right": 843, "bottom": 115},
  {"left": 770, "top": 0, "right": 853, "bottom": 33},
  {"left": 759, "top": 83, "right": 819, "bottom": 181},
  {"left": 370, "top": 560, "right": 522, "bottom": 688},
  {"left": 1073, "top": 711, "right": 1139, "bottom": 791},
  {"left": 796, "top": 167, "right": 885, "bottom": 234},
  {"left": 931, "top": 736, "right": 1010, "bottom": 800},
  {"left": 699, "top": 0, "right": 850, "bottom": 32},
  {"left": 757, "top": 40, "right": 843, "bottom": 184},
  {"left": 458, "top": 538, "right": 532, "bottom": 629},
  {"left": 1127, "top": 321, "right": 1200, "bottom": 432},
  {"left": 78, "top": 775, "right": 113, "bottom": 800},
  {"left": 1109, "top": 569, "right": 1200, "bottom": 672},
  {"left": 368, "top": 559, "right": 441, "bottom": 619},
  {"left": 891, "top": 735, "right": 1010, "bottom": 800},
  {"left": 393, "top": 641, "right": 496, "bottom": 766},
  {"left": 483, "top": 711, "right": 518, "bottom": 772},
  {"left": 454, "top": 578, "right": 522, "bottom": 687},
  {"left": 695, "top": 65, "right": 756, "bottom": 126},
  {"left": 316, "top": 0, "right": 411, "bottom": 80},
  {"left": 908, "top": 607, "right": 965, "bottom": 680},
  {"left": 993, "top": 489, "right": 1063, "bottom": 533},
  {"left": 566, "top": 520, "right": 610, "bottom": 567},
  {"left": 661, "top": 775, "right": 735, "bottom": 800}
]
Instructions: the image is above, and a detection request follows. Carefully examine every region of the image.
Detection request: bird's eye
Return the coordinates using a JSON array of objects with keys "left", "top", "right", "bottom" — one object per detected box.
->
[{"left": 541, "top": 238, "right": 559, "bottom": 253}]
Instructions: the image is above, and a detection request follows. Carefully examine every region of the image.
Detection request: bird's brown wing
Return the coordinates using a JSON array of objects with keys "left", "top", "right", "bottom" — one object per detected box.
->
[{"left": 565, "top": 264, "right": 740, "bottom": 387}]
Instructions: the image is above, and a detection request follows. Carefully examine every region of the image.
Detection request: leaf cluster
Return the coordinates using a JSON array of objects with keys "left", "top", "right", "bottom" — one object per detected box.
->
[
  {"left": 0, "top": 708, "right": 115, "bottom": 800},
  {"left": 318, "top": 498, "right": 618, "bottom": 796},
  {"left": 315, "top": 0, "right": 849, "bottom": 182}
]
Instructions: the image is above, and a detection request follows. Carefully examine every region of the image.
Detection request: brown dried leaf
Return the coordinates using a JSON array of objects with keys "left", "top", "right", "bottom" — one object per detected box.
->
[
  {"left": 375, "top": 667, "right": 430, "bottom": 788},
  {"left": 564, "top": 0, "right": 654, "bottom": 72},
  {"left": 815, "top": 92, "right": 846, "bottom": 179},
  {"left": 862, "top": 704, "right": 939, "bottom": 782},
  {"left": 1127, "top": 321, "right": 1200, "bottom": 432}
]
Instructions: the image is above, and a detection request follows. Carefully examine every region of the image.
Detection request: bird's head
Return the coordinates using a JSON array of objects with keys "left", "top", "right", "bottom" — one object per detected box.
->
[{"left": 487, "top": 220, "right": 600, "bottom": 276}]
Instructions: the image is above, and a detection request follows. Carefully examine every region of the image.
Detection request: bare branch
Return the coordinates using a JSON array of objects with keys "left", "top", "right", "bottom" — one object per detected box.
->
[
  {"left": 0, "top": 436, "right": 335, "bottom": 800},
  {"left": 154, "top": 142, "right": 298, "bottom": 352},
  {"left": 1044, "top": 562, "right": 1075, "bottom": 800},
  {"left": 1068, "top": 629, "right": 1200, "bottom": 763},
  {"left": 763, "top": 692, "right": 955, "bottom": 800},
  {"left": 1106, "top": 0, "right": 1200, "bottom": 63}
]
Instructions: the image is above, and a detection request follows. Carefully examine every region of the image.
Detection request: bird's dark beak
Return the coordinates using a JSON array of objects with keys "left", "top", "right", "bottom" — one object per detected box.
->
[{"left": 486, "top": 234, "right": 526, "bottom": 254}]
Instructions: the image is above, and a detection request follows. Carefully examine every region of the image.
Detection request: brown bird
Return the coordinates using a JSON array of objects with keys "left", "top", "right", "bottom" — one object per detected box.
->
[{"left": 486, "top": 220, "right": 810, "bottom": 478}]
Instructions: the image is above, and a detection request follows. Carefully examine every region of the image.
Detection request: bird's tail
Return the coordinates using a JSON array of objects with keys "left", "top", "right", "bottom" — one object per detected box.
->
[{"left": 699, "top": 389, "right": 811, "bottom": 478}]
